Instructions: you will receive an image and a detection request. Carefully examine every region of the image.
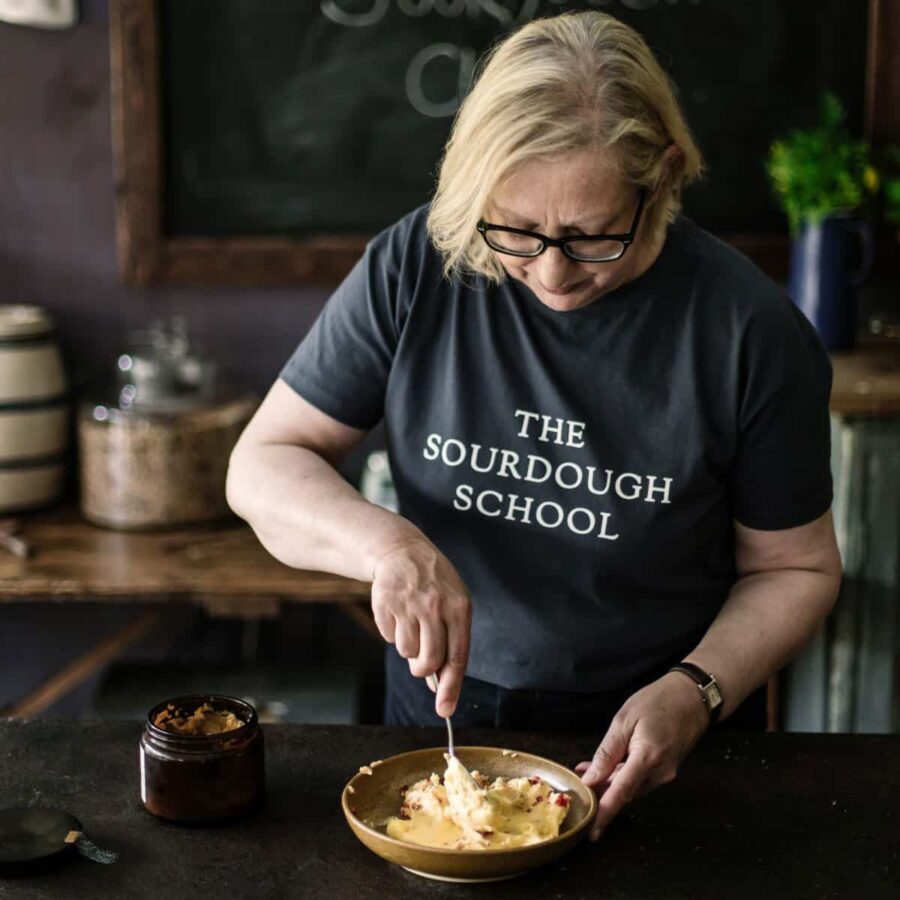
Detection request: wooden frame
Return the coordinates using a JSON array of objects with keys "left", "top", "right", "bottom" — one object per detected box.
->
[{"left": 111, "top": 0, "right": 900, "bottom": 287}]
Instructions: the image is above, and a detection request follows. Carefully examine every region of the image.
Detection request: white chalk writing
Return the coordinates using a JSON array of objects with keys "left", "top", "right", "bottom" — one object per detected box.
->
[{"left": 320, "top": 0, "right": 700, "bottom": 117}]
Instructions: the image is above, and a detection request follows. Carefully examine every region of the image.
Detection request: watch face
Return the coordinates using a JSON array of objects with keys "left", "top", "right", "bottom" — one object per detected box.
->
[{"left": 706, "top": 682, "right": 723, "bottom": 708}]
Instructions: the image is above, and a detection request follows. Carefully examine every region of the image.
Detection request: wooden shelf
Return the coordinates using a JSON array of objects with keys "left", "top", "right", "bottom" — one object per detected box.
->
[
  {"left": 831, "top": 340, "right": 900, "bottom": 416},
  {"left": 0, "top": 509, "right": 370, "bottom": 602}
]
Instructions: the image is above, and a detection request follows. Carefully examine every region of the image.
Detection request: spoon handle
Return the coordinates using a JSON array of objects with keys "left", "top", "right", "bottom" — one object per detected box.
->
[
  {"left": 445, "top": 713, "right": 455, "bottom": 757},
  {"left": 427, "top": 672, "right": 455, "bottom": 757}
]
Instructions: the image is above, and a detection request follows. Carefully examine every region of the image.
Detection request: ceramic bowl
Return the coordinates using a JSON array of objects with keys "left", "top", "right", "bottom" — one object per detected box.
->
[{"left": 341, "top": 745, "right": 597, "bottom": 882}]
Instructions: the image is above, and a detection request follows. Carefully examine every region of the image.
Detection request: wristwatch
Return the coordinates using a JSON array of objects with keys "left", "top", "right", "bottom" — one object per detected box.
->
[{"left": 668, "top": 661, "right": 724, "bottom": 723}]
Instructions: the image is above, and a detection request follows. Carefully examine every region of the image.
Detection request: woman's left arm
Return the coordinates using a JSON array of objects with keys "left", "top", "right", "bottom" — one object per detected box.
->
[{"left": 577, "top": 509, "right": 842, "bottom": 841}]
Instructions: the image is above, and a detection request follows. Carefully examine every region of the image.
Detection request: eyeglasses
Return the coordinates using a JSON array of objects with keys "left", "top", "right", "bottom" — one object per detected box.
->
[{"left": 477, "top": 190, "right": 646, "bottom": 263}]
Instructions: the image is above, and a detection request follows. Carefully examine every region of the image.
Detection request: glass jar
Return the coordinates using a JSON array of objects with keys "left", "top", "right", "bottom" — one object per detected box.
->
[
  {"left": 78, "top": 394, "right": 254, "bottom": 529},
  {"left": 77, "top": 317, "right": 255, "bottom": 529},
  {"left": 140, "top": 695, "right": 265, "bottom": 824}
]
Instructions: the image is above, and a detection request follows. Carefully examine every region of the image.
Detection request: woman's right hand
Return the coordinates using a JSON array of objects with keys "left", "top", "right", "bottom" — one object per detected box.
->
[{"left": 371, "top": 538, "right": 472, "bottom": 717}]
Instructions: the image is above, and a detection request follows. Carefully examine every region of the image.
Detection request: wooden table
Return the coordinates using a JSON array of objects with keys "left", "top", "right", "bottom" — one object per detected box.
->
[
  {"left": 0, "top": 721, "right": 896, "bottom": 898},
  {"left": 0, "top": 507, "right": 369, "bottom": 605},
  {"left": 0, "top": 509, "right": 370, "bottom": 718},
  {"left": 830, "top": 340, "right": 900, "bottom": 416}
]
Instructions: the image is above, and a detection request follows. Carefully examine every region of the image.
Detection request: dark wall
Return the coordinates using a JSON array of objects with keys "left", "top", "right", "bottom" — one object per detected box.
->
[{"left": 0, "top": 0, "right": 329, "bottom": 399}]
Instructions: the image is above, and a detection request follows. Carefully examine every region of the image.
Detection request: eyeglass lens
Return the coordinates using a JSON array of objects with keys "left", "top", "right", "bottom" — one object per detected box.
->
[{"left": 482, "top": 230, "right": 625, "bottom": 262}]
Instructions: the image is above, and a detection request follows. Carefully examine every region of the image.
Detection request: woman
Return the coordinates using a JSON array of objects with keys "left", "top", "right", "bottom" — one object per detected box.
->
[{"left": 227, "top": 12, "right": 842, "bottom": 841}]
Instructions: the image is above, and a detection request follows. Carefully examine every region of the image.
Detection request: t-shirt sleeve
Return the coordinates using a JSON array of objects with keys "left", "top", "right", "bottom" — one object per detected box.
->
[
  {"left": 730, "top": 301, "right": 833, "bottom": 531},
  {"left": 279, "top": 228, "right": 405, "bottom": 431}
]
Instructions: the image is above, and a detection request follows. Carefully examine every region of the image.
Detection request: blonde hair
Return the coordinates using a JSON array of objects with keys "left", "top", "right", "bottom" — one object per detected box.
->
[{"left": 426, "top": 11, "right": 704, "bottom": 284}]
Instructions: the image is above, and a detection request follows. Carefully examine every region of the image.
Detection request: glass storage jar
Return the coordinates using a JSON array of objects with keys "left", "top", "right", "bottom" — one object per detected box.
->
[
  {"left": 140, "top": 694, "right": 265, "bottom": 824},
  {"left": 78, "top": 318, "right": 254, "bottom": 529}
]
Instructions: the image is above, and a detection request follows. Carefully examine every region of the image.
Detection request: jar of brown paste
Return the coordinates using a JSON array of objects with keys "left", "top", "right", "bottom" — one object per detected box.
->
[{"left": 140, "top": 695, "right": 264, "bottom": 824}]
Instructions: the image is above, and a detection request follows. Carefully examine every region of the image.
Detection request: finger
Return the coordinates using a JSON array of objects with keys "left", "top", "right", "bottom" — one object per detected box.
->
[
  {"left": 435, "top": 601, "right": 470, "bottom": 717},
  {"left": 408, "top": 615, "right": 446, "bottom": 679},
  {"left": 634, "top": 773, "right": 659, "bottom": 799},
  {"left": 371, "top": 604, "right": 396, "bottom": 644},
  {"left": 576, "top": 760, "right": 624, "bottom": 777},
  {"left": 580, "top": 724, "right": 629, "bottom": 787},
  {"left": 589, "top": 751, "right": 651, "bottom": 841},
  {"left": 394, "top": 618, "right": 420, "bottom": 660},
  {"left": 634, "top": 762, "right": 677, "bottom": 798}
]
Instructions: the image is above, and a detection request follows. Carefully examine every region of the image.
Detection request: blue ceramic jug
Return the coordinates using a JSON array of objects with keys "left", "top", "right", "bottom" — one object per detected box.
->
[{"left": 788, "top": 215, "right": 873, "bottom": 351}]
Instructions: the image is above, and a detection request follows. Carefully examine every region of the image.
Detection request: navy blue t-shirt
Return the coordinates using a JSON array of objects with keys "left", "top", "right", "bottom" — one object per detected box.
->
[{"left": 280, "top": 204, "right": 832, "bottom": 693}]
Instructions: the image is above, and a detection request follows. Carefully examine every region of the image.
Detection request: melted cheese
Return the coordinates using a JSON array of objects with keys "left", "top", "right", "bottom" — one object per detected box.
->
[{"left": 386, "top": 754, "right": 570, "bottom": 850}]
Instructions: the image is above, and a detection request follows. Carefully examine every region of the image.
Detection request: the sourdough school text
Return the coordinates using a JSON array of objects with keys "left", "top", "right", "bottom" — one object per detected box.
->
[{"left": 422, "top": 409, "right": 675, "bottom": 542}]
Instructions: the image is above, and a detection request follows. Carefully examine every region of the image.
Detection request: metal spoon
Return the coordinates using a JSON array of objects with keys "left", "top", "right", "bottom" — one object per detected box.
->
[
  {"left": 426, "top": 672, "right": 456, "bottom": 755},
  {"left": 427, "top": 671, "right": 480, "bottom": 789}
]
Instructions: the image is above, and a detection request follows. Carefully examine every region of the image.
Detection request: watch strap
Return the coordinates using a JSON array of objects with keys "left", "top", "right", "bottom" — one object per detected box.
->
[{"left": 668, "top": 662, "right": 723, "bottom": 723}]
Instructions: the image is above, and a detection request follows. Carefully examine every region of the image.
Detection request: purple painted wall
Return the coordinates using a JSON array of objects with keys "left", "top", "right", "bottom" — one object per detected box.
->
[
  {"left": 0, "top": 0, "right": 329, "bottom": 398},
  {"left": 0, "top": 1, "right": 383, "bottom": 716}
]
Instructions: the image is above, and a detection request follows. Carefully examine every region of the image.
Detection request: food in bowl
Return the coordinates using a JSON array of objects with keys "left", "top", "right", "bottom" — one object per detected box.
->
[
  {"left": 342, "top": 746, "right": 597, "bottom": 882},
  {"left": 386, "top": 754, "right": 570, "bottom": 850}
]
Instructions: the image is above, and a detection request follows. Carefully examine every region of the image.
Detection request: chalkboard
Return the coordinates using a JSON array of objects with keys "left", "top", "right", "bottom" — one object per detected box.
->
[{"left": 160, "top": 0, "right": 868, "bottom": 238}]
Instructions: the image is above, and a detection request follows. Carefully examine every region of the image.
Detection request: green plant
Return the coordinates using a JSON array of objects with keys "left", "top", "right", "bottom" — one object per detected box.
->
[
  {"left": 766, "top": 92, "right": 877, "bottom": 235},
  {"left": 886, "top": 180, "right": 900, "bottom": 227},
  {"left": 882, "top": 146, "right": 900, "bottom": 227}
]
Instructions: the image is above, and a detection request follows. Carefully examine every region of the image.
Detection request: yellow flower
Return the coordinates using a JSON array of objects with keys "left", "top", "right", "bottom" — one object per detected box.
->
[{"left": 863, "top": 166, "right": 880, "bottom": 192}]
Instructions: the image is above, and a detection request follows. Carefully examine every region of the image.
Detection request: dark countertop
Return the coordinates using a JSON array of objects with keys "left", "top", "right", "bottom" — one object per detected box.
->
[{"left": 0, "top": 722, "right": 897, "bottom": 899}]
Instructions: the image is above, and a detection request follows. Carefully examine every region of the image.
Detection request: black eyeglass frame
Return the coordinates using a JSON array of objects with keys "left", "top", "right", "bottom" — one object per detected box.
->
[{"left": 477, "top": 189, "right": 646, "bottom": 262}]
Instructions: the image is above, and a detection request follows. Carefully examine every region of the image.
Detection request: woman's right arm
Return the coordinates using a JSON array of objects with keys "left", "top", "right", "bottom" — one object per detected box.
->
[{"left": 226, "top": 379, "right": 471, "bottom": 715}]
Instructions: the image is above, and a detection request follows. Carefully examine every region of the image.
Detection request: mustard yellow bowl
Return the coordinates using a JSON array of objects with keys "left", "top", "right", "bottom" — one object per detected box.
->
[{"left": 341, "top": 746, "right": 597, "bottom": 882}]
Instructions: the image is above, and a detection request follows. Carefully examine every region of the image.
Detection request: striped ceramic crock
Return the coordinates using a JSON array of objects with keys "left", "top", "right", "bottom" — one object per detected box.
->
[{"left": 0, "top": 305, "right": 68, "bottom": 511}]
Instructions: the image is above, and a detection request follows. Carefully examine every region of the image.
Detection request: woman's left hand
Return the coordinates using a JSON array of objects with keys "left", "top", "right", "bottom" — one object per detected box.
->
[{"left": 575, "top": 672, "right": 711, "bottom": 841}]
